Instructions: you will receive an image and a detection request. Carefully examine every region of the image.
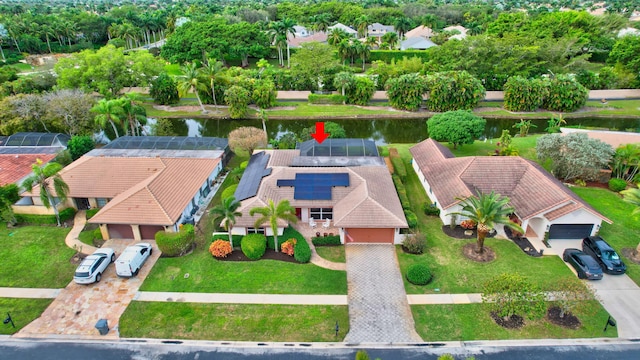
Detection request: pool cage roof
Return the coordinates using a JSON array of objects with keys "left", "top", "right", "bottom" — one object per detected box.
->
[
  {"left": 296, "top": 139, "right": 379, "bottom": 157},
  {"left": 103, "top": 136, "right": 228, "bottom": 150},
  {"left": 0, "top": 132, "right": 70, "bottom": 147}
]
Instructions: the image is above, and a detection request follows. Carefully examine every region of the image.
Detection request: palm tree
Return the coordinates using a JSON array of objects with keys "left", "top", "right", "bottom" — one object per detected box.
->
[
  {"left": 210, "top": 196, "right": 242, "bottom": 249},
  {"left": 365, "top": 36, "right": 378, "bottom": 49},
  {"left": 199, "top": 58, "right": 225, "bottom": 112},
  {"left": 258, "top": 108, "right": 268, "bottom": 139},
  {"left": 336, "top": 39, "right": 351, "bottom": 65},
  {"left": 280, "top": 18, "right": 296, "bottom": 68},
  {"left": 91, "top": 99, "right": 123, "bottom": 138},
  {"left": 249, "top": 199, "right": 298, "bottom": 252},
  {"left": 356, "top": 15, "right": 370, "bottom": 39},
  {"left": 422, "top": 14, "right": 440, "bottom": 30},
  {"left": 355, "top": 41, "right": 371, "bottom": 71},
  {"left": 119, "top": 93, "right": 147, "bottom": 136},
  {"left": 22, "top": 160, "right": 69, "bottom": 227},
  {"left": 333, "top": 71, "right": 355, "bottom": 103},
  {"left": 177, "top": 62, "right": 207, "bottom": 114},
  {"left": 310, "top": 13, "right": 331, "bottom": 33},
  {"left": 381, "top": 32, "right": 399, "bottom": 49},
  {"left": 454, "top": 191, "right": 523, "bottom": 254},
  {"left": 327, "top": 28, "right": 349, "bottom": 46},
  {"left": 394, "top": 17, "right": 412, "bottom": 39}
]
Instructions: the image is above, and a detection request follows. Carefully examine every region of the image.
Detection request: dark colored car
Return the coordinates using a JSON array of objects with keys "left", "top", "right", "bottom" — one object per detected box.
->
[
  {"left": 582, "top": 236, "right": 627, "bottom": 274},
  {"left": 563, "top": 248, "right": 604, "bottom": 280}
]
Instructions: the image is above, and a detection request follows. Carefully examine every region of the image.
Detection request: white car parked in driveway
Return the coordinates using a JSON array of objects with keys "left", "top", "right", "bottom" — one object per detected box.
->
[
  {"left": 74, "top": 248, "right": 116, "bottom": 284},
  {"left": 115, "top": 243, "right": 153, "bottom": 277}
]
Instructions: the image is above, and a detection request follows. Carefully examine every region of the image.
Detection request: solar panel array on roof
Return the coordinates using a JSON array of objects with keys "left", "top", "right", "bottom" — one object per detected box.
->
[
  {"left": 1, "top": 132, "right": 70, "bottom": 147},
  {"left": 277, "top": 173, "right": 350, "bottom": 200},
  {"left": 297, "top": 138, "right": 379, "bottom": 157},
  {"left": 103, "top": 136, "right": 228, "bottom": 150},
  {"left": 235, "top": 152, "right": 272, "bottom": 201}
]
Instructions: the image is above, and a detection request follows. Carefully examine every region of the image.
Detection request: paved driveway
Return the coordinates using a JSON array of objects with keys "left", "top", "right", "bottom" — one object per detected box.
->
[
  {"left": 14, "top": 240, "right": 160, "bottom": 339},
  {"left": 344, "top": 244, "right": 422, "bottom": 343},
  {"left": 550, "top": 239, "right": 640, "bottom": 338}
]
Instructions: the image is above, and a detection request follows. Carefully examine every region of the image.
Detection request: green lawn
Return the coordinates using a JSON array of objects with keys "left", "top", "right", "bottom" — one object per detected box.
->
[
  {"left": 387, "top": 144, "right": 578, "bottom": 293},
  {"left": 475, "top": 99, "right": 640, "bottom": 118},
  {"left": 315, "top": 246, "right": 346, "bottom": 263},
  {"left": 78, "top": 229, "right": 95, "bottom": 247},
  {"left": 266, "top": 103, "right": 403, "bottom": 117},
  {"left": 0, "top": 225, "right": 75, "bottom": 288},
  {"left": 0, "top": 298, "right": 53, "bottom": 335},
  {"left": 445, "top": 135, "right": 541, "bottom": 161},
  {"left": 120, "top": 301, "right": 349, "bottom": 341},
  {"left": 412, "top": 301, "right": 615, "bottom": 341},
  {"left": 571, "top": 187, "right": 640, "bottom": 286}
]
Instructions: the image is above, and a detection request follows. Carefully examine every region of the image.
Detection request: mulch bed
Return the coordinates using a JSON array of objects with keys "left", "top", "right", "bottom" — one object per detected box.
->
[
  {"left": 504, "top": 228, "right": 543, "bottom": 257},
  {"left": 462, "top": 243, "right": 496, "bottom": 262},
  {"left": 442, "top": 225, "right": 496, "bottom": 240},
  {"left": 215, "top": 249, "right": 299, "bottom": 263},
  {"left": 621, "top": 248, "right": 640, "bottom": 265},
  {"left": 490, "top": 312, "right": 524, "bottom": 329},
  {"left": 546, "top": 306, "right": 581, "bottom": 329}
]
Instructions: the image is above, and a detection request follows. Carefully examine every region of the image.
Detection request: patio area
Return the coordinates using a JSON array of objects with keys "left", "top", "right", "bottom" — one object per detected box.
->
[{"left": 292, "top": 218, "right": 340, "bottom": 242}]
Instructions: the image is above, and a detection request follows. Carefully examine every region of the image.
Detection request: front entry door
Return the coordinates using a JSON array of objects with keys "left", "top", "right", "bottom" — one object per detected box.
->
[{"left": 75, "top": 198, "right": 90, "bottom": 210}]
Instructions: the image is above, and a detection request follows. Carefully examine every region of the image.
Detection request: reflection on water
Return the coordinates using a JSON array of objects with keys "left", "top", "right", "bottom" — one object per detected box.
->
[{"left": 146, "top": 117, "right": 640, "bottom": 144}]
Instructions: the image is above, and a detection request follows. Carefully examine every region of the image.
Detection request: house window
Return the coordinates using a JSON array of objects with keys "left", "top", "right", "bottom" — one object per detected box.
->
[
  {"left": 247, "top": 227, "right": 265, "bottom": 234},
  {"left": 310, "top": 208, "right": 332, "bottom": 220},
  {"left": 96, "top": 198, "right": 109, "bottom": 207}
]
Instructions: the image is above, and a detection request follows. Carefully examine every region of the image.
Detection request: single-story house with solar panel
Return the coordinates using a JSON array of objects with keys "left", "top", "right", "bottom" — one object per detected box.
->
[
  {"left": 232, "top": 139, "right": 408, "bottom": 244},
  {"left": 14, "top": 136, "right": 228, "bottom": 240},
  {"left": 410, "top": 139, "right": 611, "bottom": 241}
]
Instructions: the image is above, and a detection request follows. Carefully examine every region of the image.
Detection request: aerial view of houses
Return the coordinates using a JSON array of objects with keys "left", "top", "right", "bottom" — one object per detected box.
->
[{"left": 2, "top": 0, "right": 640, "bottom": 358}]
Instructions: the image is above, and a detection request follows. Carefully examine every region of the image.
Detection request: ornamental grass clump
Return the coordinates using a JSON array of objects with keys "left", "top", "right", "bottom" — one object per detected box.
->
[
  {"left": 209, "top": 240, "right": 232, "bottom": 258},
  {"left": 406, "top": 264, "right": 432, "bottom": 285}
]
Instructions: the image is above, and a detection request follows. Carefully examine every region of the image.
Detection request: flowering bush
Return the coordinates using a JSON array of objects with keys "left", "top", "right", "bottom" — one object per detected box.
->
[
  {"left": 281, "top": 238, "right": 297, "bottom": 256},
  {"left": 209, "top": 240, "right": 233, "bottom": 258},
  {"left": 460, "top": 220, "right": 477, "bottom": 229}
]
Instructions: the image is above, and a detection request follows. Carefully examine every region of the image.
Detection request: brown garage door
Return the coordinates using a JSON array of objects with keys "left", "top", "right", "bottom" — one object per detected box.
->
[
  {"left": 108, "top": 224, "right": 134, "bottom": 239},
  {"left": 140, "top": 225, "right": 165, "bottom": 240},
  {"left": 345, "top": 228, "right": 394, "bottom": 243}
]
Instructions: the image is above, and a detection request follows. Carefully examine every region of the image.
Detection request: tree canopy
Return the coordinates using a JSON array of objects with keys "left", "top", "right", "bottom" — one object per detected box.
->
[{"left": 427, "top": 110, "right": 486, "bottom": 149}]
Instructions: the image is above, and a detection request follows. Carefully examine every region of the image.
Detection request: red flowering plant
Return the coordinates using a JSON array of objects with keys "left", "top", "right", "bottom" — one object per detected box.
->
[
  {"left": 209, "top": 240, "right": 233, "bottom": 258},
  {"left": 460, "top": 219, "right": 477, "bottom": 230},
  {"left": 281, "top": 238, "right": 297, "bottom": 256}
]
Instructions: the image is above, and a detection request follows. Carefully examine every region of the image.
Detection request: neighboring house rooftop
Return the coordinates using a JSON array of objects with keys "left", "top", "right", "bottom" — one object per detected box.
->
[
  {"left": 328, "top": 23, "right": 358, "bottom": 35},
  {"left": 410, "top": 139, "right": 610, "bottom": 223},
  {"left": 287, "top": 31, "right": 328, "bottom": 48},
  {"left": 0, "top": 153, "right": 57, "bottom": 187},
  {"left": 443, "top": 25, "right": 468, "bottom": 40},
  {"left": 405, "top": 25, "right": 434, "bottom": 39},
  {"left": 0, "top": 132, "right": 67, "bottom": 187},
  {"left": 0, "top": 132, "right": 70, "bottom": 147},
  {"left": 400, "top": 37, "right": 437, "bottom": 50}
]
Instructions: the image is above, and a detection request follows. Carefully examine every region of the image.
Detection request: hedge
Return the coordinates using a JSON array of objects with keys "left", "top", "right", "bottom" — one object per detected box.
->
[
  {"left": 404, "top": 210, "right": 418, "bottom": 228},
  {"left": 15, "top": 207, "right": 76, "bottom": 225},
  {"left": 211, "top": 233, "right": 244, "bottom": 247},
  {"left": 392, "top": 174, "right": 411, "bottom": 211},
  {"left": 241, "top": 233, "right": 267, "bottom": 260},
  {"left": 312, "top": 235, "right": 342, "bottom": 246},
  {"left": 265, "top": 226, "right": 311, "bottom": 263},
  {"left": 308, "top": 93, "right": 345, "bottom": 104},
  {"left": 390, "top": 156, "right": 407, "bottom": 181},
  {"left": 370, "top": 50, "right": 430, "bottom": 63},
  {"left": 294, "top": 238, "right": 311, "bottom": 263},
  {"left": 155, "top": 224, "right": 195, "bottom": 257}
]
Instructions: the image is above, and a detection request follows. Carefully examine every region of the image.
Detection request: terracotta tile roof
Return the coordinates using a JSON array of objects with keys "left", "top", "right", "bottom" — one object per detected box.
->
[
  {"left": 287, "top": 32, "right": 328, "bottom": 48},
  {"left": 405, "top": 25, "right": 434, "bottom": 38},
  {"left": 28, "top": 155, "right": 219, "bottom": 226},
  {"left": 267, "top": 150, "right": 299, "bottom": 167},
  {"left": 544, "top": 202, "right": 582, "bottom": 221},
  {"left": 0, "top": 154, "right": 56, "bottom": 186},
  {"left": 235, "top": 163, "right": 407, "bottom": 229},
  {"left": 411, "top": 139, "right": 610, "bottom": 223}
]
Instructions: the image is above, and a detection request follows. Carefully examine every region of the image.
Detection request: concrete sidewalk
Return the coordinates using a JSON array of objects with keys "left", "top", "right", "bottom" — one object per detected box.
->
[
  {"left": 0, "top": 287, "right": 60, "bottom": 299},
  {"left": 65, "top": 210, "right": 97, "bottom": 256}
]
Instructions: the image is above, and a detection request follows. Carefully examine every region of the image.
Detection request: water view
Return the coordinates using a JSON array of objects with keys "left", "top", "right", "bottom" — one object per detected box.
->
[{"left": 146, "top": 117, "right": 640, "bottom": 144}]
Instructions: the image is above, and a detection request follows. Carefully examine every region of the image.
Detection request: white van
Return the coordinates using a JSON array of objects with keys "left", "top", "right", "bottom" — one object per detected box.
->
[{"left": 115, "top": 243, "right": 153, "bottom": 277}]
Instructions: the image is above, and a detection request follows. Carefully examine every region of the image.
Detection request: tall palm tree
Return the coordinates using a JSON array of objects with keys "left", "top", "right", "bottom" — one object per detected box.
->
[
  {"left": 268, "top": 21, "right": 286, "bottom": 67},
  {"left": 249, "top": 199, "right": 298, "bottom": 252},
  {"left": 336, "top": 39, "right": 351, "bottom": 65},
  {"left": 356, "top": 15, "right": 370, "bottom": 39},
  {"left": 422, "top": 14, "right": 440, "bottom": 30},
  {"left": 119, "top": 93, "right": 147, "bottom": 136},
  {"left": 333, "top": 71, "right": 355, "bottom": 103},
  {"left": 40, "top": 24, "right": 56, "bottom": 53},
  {"left": 280, "top": 18, "right": 296, "bottom": 68},
  {"left": 365, "top": 36, "right": 378, "bottom": 49},
  {"left": 22, "top": 160, "right": 69, "bottom": 227},
  {"left": 394, "top": 17, "right": 412, "bottom": 39},
  {"left": 210, "top": 196, "right": 242, "bottom": 249},
  {"left": 91, "top": 99, "right": 123, "bottom": 138},
  {"left": 454, "top": 191, "right": 523, "bottom": 254},
  {"left": 327, "top": 28, "right": 349, "bottom": 46},
  {"left": 310, "top": 13, "right": 331, "bottom": 33},
  {"left": 177, "top": 62, "right": 207, "bottom": 114},
  {"left": 355, "top": 41, "right": 371, "bottom": 71},
  {"left": 199, "top": 58, "right": 225, "bottom": 112},
  {"left": 381, "top": 31, "right": 399, "bottom": 50}
]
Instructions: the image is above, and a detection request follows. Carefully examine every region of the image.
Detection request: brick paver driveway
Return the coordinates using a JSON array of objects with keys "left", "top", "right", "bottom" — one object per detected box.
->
[
  {"left": 14, "top": 240, "right": 160, "bottom": 339},
  {"left": 344, "top": 244, "right": 422, "bottom": 343}
]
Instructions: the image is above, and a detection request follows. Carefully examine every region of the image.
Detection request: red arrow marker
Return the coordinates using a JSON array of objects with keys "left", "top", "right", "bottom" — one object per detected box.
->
[{"left": 311, "top": 122, "right": 329, "bottom": 144}]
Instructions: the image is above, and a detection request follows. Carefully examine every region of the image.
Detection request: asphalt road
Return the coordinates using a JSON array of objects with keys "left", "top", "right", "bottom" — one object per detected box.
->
[{"left": 2, "top": 339, "right": 640, "bottom": 360}]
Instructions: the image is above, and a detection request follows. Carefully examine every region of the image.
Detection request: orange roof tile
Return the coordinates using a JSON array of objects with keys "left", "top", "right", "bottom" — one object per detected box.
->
[{"left": 0, "top": 154, "right": 56, "bottom": 186}]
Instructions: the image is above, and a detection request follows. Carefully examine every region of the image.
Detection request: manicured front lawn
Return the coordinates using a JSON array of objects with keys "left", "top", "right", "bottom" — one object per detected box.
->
[
  {"left": 141, "top": 248, "right": 347, "bottom": 294},
  {"left": 0, "top": 298, "right": 53, "bottom": 335},
  {"left": 571, "top": 187, "right": 640, "bottom": 286},
  {"left": 0, "top": 225, "right": 75, "bottom": 288},
  {"left": 315, "top": 246, "right": 346, "bottom": 263},
  {"left": 266, "top": 103, "right": 403, "bottom": 117},
  {"left": 120, "top": 301, "right": 349, "bottom": 341},
  {"left": 412, "top": 301, "right": 615, "bottom": 341}
]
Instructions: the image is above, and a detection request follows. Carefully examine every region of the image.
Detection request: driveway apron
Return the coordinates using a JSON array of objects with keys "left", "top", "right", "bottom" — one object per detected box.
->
[
  {"left": 588, "top": 274, "right": 640, "bottom": 338},
  {"left": 14, "top": 240, "right": 160, "bottom": 339},
  {"left": 344, "top": 244, "right": 422, "bottom": 343}
]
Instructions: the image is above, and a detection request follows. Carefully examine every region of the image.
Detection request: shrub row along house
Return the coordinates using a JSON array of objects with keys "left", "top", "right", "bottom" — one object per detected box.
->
[
  {"left": 232, "top": 139, "right": 408, "bottom": 243},
  {"left": 410, "top": 139, "right": 610, "bottom": 244},
  {"left": 14, "top": 136, "right": 229, "bottom": 240}
]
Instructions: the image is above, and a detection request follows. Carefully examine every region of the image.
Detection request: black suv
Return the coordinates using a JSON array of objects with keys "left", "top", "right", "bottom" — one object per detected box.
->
[{"left": 582, "top": 236, "right": 626, "bottom": 274}]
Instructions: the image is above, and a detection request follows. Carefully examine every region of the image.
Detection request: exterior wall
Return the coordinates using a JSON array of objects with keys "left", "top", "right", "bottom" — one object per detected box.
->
[
  {"left": 12, "top": 197, "right": 72, "bottom": 215},
  {"left": 179, "top": 166, "right": 223, "bottom": 225},
  {"left": 523, "top": 217, "right": 546, "bottom": 239},
  {"left": 230, "top": 226, "right": 284, "bottom": 236},
  {"left": 393, "top": 228, "right": 403, "bottom": 244}
]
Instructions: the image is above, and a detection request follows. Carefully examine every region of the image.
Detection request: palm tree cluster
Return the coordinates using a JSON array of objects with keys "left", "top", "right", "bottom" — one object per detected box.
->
[
  {"left": 268, "top": 18, "right": 296, "bottom": 68},
  {"left": 91, "top": 93, "right": 147, "bottom": 138},
  {"left": 175, "top": 58, "right": 226, "bottom": 114}
]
